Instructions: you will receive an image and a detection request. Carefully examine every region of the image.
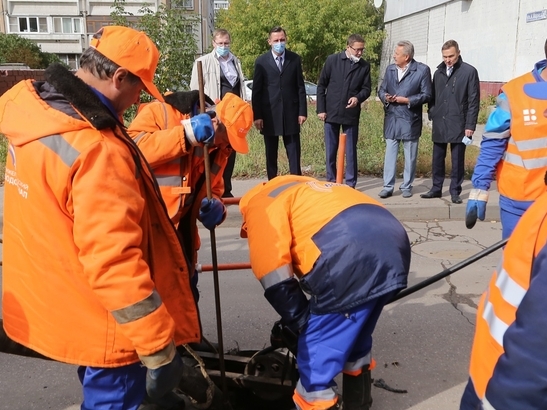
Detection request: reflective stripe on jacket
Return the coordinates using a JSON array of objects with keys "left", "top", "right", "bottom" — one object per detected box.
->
[
  {"left": 241, "top": 175, "right": 410, "bottom": 314},
  {"left": 463, "top": 191, "right": 547, "bottom": 409},
  {"left": 496, "top": 72, "right": 547, "bottom": 201},
  {"left": 1, "top": 77, "right": 201, "bottom": 367}
]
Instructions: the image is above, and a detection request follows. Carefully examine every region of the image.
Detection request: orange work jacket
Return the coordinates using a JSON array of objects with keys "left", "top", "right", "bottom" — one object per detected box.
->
[
  {"left": 1, "top": 77, "right": 201, "bottom": 368},
  {"left": 464, "top": 191, "right": 547, "bottom": 408},
  {"left": 128, "top": 101, "right": 228, "bottom": 264},
  {"left": 496, "top": 73, "right": 547, "bottom": 201}
]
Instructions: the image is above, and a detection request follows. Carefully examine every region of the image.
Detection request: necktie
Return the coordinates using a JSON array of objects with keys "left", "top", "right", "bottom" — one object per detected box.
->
[
  {"left": 276, "top": 56, "right": 283, "bottom": 72},
  {"left": 447, "top": 66, "right": 453, "bottom": 77}
]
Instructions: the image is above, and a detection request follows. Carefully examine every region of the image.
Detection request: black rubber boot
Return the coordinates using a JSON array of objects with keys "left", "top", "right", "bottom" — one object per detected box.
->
[{"left": 342, "top": 368, "right": 372, "bottom": 410}]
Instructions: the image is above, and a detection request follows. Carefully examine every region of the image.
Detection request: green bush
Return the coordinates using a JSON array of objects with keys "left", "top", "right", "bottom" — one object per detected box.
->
[
  {"left": 0, "top": 133, "right": 6, "bottom": 183},
  {"left": 478, "top": 94, "right": 497, "bottom": 124}
]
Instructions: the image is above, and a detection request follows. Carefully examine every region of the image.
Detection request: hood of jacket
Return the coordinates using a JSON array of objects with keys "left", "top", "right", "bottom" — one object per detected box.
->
[{"left": 0, "top": 63, "right": 117, "bottom": 147}]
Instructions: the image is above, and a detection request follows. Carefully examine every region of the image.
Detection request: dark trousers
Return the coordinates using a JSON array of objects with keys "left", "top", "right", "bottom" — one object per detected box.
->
[
  {"left": 222, "top": 150, "right": 236, "bottom": 197},
  {"left": 264, "top": 134, "right": 301, "bottom": 180},
  {"left": 431, "top": 142, "right": 466, "bottom": 196},
  {"left": 324, "top": 122, "right": 359, "bottom": 188}
]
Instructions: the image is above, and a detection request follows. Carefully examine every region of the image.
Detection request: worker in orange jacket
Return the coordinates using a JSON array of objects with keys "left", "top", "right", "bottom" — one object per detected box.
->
[
  {"left": 460, "top": 184, "right": 547, "bottom": 409},
  {"left": 239, "top": 176, "right": 411, "bottom": 410},
  {"left": 128, "top": 91, "right": 253, "bottom": 301},
  {"left": 0, "top": 26, "right": 217, "bottom": 410}
]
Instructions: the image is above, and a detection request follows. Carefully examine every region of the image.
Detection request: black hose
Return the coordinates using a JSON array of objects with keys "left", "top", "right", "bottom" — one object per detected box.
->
[{"left": 388, "top": 238, "right": 508, "bottom": 304}]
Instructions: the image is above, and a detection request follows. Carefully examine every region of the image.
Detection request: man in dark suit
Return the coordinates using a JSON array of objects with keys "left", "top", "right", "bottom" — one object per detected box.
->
[
  {"left": 317, "top": 33, "right": 371, "bottom": 189},
  {"left": 252, "top": 26, "right": 307, "bottom": 180}
]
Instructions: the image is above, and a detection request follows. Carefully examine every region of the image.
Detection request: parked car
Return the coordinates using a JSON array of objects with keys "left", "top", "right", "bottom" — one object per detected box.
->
[{"left": 244, "top": 80, "right": 318, "bottom": 103}]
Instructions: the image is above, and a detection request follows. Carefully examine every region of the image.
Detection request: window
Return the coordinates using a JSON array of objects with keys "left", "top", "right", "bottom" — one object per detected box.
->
[
  {"left": 9, "top": 17, "right": 47, "bottom": 33},
  {"left": 172, "top": 0, "right": 193, "bottom": 9},
  {"left": 58, "top": 54, "right": 80, "bottom": 70},
  {"left": 53, "top": 17, "right": 82, "bottom": 34}
]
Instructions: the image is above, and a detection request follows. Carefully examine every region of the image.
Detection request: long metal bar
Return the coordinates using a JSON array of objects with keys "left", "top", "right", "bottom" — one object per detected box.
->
[
  {"left": 197, "top": 61, "right": 228, "bottom": 400},
  {"left": 197, "top": 263, "right": 252, "bottom": 273},
  {"left": 388, "top": 238, "right": 508, "bottom": 304},
  {"left": 221, "top": 197, "right": 240, "bottom": 206}
]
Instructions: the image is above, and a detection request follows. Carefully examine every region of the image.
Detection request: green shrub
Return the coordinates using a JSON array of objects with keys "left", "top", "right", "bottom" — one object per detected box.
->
[
  {"left": 478, "top": 94, "right": 497, "bottom": 124},
  {"left": 0, "top": 133, "right": 6, "bottom": 183}
]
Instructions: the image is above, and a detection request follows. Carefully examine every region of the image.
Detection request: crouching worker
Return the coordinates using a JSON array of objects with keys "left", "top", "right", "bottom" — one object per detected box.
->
[
  {"left": 0, "top": 26, "right": 202, "bottom": 409},
  {"left": 128, "top": 91, "right": 253, "bottom": 302},
  {"left": 239, "top": 176, "right": 411, "bottom": 410}
]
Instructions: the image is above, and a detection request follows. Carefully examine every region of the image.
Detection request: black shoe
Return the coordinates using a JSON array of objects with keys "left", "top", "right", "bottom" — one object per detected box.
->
[
  {"left": 451, "top": 195, "right": 463, "bottom": 204},
  {"left": 420, "top": 191, "right": 442, "bottom": 199},
  {"left": 222, "top": 192, "right": 234, "bottom": 198}
]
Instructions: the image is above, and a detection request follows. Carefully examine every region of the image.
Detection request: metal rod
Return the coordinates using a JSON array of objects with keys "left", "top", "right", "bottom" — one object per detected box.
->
[
  {"left": 221, "top": 197, "right": 241, "bottom": 206},
  {"left": 197, "top": 61, "right": 228, "bottom": 399},
  {"left": 388, "top": 238, "right": 508, "bottom": 304},
  {"left": 336, "top": 133, "right": 347, "bottom": 184},
  {"left": 197, "top": 263, "right": 252, "bottom": 273}
]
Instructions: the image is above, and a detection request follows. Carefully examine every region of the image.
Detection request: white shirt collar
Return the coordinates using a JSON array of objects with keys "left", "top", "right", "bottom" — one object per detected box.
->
[{"left": 271, "top": 50, "right": 285, "bottom": 60}]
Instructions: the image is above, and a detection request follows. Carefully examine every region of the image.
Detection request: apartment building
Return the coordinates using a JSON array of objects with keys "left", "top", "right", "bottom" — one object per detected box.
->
[
  {"left": 0, "top": 0, "right": 215, "bottom": 68},
  {"left": 213, "top": 0, "right": 228, "bottom": 15}
]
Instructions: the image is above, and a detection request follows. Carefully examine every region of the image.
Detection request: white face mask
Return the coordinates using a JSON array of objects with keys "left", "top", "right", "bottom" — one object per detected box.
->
[{"left": 349, "top": 54, "right": 360, "bottom": 63}]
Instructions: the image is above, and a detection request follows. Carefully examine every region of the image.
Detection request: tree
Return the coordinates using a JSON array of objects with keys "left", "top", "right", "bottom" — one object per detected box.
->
[
  {"left": 215, "top": 0, "right": 384, "bottom": 84},
  {"left": 0, "top": 33, "right": 62, "bottom": 69},
  {"left": 111, "top": 0, "right": 199, "bottom": 97}
]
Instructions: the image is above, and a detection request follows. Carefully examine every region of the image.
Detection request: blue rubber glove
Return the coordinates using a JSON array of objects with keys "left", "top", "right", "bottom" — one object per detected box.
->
[
  {"left": 199, "top": 198, "right": 227, "bottom": 230},
  {"left": 145, "top": 350, "right": 184, "bottom": 400},
  {"left": 181, "top": 113, "right": 214, "bottom": 146},
  {"left": 465, "top": 188, "right": 489, "bottom": 229}
]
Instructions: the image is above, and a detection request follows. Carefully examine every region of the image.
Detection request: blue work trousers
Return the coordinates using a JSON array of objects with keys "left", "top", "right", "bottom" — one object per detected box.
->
[{"left": 77, "top": 362, "right": 146, "bottom": 410}]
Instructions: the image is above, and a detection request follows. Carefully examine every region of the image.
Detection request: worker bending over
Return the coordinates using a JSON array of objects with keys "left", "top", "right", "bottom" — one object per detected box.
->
[{"left": 239, "top": 176, "right": 411, "bottom": 410}]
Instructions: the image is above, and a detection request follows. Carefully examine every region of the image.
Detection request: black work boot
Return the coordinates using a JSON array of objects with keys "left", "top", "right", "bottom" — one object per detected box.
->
[{"left": 342, "top": 368, "right": 372, "bottom": 410}]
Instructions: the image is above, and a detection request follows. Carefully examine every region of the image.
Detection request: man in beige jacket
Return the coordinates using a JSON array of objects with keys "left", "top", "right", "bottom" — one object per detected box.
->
[{"left": 190, "top": 29, "right": 246, "bottom": 198}]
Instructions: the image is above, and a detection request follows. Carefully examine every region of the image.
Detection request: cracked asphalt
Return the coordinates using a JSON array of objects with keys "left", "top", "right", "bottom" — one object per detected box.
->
[{"left": 0, "top": 179, "right": 503, "bottom": 410}]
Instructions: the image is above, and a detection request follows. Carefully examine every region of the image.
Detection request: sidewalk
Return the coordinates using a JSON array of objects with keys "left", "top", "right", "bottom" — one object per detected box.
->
[
  {"left": 228, "top": 176, "right": 499, "bottom": 223},
  {"left": 0, "top": 177, "right": 500, "bottom": 235}
]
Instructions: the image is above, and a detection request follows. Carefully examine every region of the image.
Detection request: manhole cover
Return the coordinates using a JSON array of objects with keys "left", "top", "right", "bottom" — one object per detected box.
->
[{"left": 412, "top": 241, "right": 483, "bottom": 260}]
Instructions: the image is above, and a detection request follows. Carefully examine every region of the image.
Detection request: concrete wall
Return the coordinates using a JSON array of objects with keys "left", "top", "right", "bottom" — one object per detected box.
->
[
  {"left": 380, "top": 0, "right": 547, "bottom": 92},
  {"left": 0, "top": 70, "right": 45, "bottom": 96}
]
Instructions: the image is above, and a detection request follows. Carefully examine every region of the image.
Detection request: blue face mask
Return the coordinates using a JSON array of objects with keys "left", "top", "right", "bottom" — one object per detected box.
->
[
  {"left": 216, "top": 46, "right": 230, "bottom": 58},
  {"left": 272, "top": 42, "right": 286, "bottom": 54}
]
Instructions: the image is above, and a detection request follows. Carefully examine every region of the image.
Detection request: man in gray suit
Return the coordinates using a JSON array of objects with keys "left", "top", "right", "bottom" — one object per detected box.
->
[
  {"left": 252, "top": 26, "right": 307, "bottom": 180},
  {"left": 378, "top": 40, "right": 432, "bottom": 199}
]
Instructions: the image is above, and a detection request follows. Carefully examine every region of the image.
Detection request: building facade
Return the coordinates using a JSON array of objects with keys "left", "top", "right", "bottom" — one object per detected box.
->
[
  {"left": 0, "top": 0, "right": 215, "bottom": 68},
  {"left": 380, "top": 0, "right": 547, "bottom": 95}
]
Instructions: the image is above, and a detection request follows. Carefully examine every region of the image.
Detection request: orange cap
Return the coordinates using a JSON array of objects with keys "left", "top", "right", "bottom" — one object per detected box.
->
[
  {"left": 90, "top": 26, "right": 164, "bottom": 102},
  {"left": 215, "top": 93, "right": 253, "bottom": 154}
]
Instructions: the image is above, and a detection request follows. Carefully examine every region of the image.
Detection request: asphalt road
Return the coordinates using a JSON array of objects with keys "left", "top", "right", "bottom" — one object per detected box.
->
[{"left": 0, "top": 215, "right": 503, "bottom": 410}]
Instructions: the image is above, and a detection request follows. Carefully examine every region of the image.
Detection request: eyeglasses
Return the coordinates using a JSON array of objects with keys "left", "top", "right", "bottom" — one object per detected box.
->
[{"left": 348, "top": 45, "right": 364, "bottom": 53}]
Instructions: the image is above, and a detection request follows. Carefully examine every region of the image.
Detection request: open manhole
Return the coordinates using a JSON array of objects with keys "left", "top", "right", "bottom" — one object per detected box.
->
[{"left": 412, "top": 241, "right": 483, "bottom": 260}]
